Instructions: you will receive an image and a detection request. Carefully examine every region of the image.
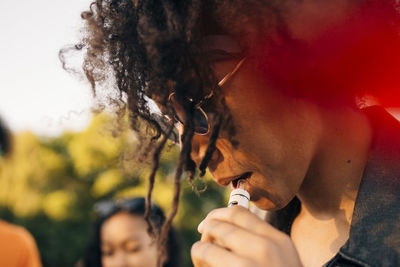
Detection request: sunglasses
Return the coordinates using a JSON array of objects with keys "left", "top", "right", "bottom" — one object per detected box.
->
[
  {"left": 167, "top": 57, "right": 246, "bottom": 136},
  {"left": 94, "top": 197, "right": 162, "bottom": 218}
]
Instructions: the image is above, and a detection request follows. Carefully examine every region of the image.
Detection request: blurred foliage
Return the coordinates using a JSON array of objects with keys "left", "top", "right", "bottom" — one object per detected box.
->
[{"left": 0, "top": 113, "right": 228, "bottom": 267}]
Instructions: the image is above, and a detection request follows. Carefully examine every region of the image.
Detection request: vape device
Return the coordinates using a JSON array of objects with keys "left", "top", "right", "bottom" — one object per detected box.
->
[{"left": 228, "top": 179, "right": 250, "bottom": 209}]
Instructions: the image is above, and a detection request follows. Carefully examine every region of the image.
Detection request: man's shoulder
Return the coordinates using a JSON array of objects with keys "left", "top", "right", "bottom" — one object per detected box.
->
[{"left": 340, "top": 105, "right": 400, "bottom": 267}]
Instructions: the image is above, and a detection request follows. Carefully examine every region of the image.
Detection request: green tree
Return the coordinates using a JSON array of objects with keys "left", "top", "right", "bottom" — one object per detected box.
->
[{"left": 0, "top": 113, "right": 228, "bottom": 267}]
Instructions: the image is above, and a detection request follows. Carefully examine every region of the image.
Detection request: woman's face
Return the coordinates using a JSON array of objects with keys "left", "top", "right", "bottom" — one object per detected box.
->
[{"left": 101, "top": 212, "right": 158, "bottom": 267}]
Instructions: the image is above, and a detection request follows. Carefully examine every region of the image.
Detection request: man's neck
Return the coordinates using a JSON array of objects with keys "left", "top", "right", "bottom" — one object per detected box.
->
[
  {"left": 297, "top": 106, "right": 372, "bottom": 222},
  {"left": 291, "top": 106, "right": 373, "bottom": 267}
]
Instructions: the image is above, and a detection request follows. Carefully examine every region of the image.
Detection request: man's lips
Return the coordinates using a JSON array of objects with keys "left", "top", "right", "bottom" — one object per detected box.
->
[{"left": 216, "top": 172, "right": 252, "bottom": 187}]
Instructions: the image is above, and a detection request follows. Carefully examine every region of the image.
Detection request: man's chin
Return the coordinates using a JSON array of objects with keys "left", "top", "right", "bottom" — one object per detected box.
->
[
  {"left": 253, "top": 194, "right": 298, "bottom": 211},
  {"left": 252, "top": 198, "right": 282, "bottom": 211}
]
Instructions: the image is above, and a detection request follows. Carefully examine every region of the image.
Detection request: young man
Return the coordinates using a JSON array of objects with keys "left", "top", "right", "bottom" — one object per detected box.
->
[{"left": 78, "top": 1, "right": 400, "bottom": 266}]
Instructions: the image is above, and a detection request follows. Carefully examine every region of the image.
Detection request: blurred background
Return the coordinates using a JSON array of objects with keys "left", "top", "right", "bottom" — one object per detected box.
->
[
  {"left": 0, "top": 1, "right": 229, "bottom": 266},
  {"left": 0, "top": 113, "right": 228, "bottom": 266},
  {"left": 1, "top": 1, "right": 399, "bottom": 267}
]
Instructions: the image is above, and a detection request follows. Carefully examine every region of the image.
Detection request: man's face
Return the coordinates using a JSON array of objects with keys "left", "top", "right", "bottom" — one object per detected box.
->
[
  {"left": 176, "top": 0, "right": 378, "bottom": 210},
  {"left": 184, "top": 54, "right": 323, "bottom": 210}
]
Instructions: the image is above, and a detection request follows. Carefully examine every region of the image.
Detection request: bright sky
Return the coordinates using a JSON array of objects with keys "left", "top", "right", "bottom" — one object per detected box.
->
[{"left": 0, "top": 0, "right": 93, "bottom": 137}]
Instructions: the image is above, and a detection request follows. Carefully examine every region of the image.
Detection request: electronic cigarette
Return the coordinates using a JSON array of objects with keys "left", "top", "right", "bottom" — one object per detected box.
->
[{"left": 228, "top": 179, "right": 250, "bottom": 209}]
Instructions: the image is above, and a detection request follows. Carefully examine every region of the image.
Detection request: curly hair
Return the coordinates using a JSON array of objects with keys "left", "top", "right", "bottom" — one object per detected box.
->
[
  {"left": 72, "top": 0, "right": 400, "bottom": 265},
  {"left": 75, "top": 1, "right": 291, "bottom": 265}
]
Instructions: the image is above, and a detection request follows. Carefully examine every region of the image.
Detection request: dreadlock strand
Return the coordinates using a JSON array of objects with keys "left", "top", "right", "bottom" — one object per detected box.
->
[
  {"left": 144, "top": 122, "right": 175, "bottom": 236},
  {"left": 199, "top": 114, "right": 222, "bottom": 177},
  {"left": 157, "top": 155, "right": 183, "bottom": 267},
  {"left": 157, "top": 112, "right": 195, "bottom": 267}
]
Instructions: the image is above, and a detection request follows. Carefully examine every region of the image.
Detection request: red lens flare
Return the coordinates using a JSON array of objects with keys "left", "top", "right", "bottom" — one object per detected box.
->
[{"left": 254, "top": 2, "right": 400, "bottom": 108}]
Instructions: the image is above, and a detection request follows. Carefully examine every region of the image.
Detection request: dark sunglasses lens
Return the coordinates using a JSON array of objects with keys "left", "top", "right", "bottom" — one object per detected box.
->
[
  {"left": 193, "top": 109, "right": 209, "bottom": 134},
  {"left": 151, "top": 113, "right": 179, "bottom": 144},
  {"left": 175, "top": 108, "right": 208, "bottom": 135},
  {"left": 170, "top": 96, "right": 186, "bottom": 124},
  {"left": 170, "top": 94, "right": 209, "bottom": 135}
]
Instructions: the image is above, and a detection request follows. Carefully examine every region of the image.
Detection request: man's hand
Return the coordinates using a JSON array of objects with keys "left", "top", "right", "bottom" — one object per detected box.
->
[{"left": 191, "top": 206, "right": 303, "bottom": 267}]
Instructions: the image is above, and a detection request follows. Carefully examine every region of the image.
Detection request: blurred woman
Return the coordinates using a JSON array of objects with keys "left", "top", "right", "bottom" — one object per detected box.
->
[{"left": 83, "top": 197, "right": 180, "bottom": 267}]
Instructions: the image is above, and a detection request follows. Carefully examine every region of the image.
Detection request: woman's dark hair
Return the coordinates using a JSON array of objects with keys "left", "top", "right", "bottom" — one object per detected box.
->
[
  {"left": 83, "top": 197, "right": 180, "bottom": 267},
  {"left": 70, "top": 0, "right": 400, "bottom": 265}
]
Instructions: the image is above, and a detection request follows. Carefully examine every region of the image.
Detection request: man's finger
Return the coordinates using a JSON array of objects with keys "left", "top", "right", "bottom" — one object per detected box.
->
[
  {"left": 199, "top": 206, "right": 282, "bottom": 239},
  {"left": 191, "top": 241, "right": 257, "bottom": 267},
  {"left": 200, "top": 219, "right": 276, "bottom": 260}
]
